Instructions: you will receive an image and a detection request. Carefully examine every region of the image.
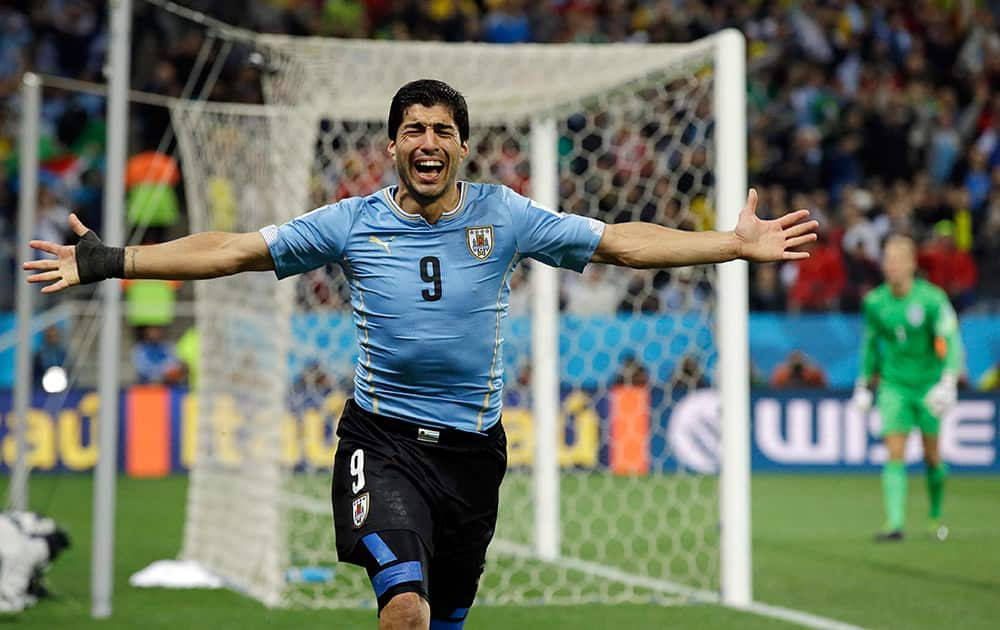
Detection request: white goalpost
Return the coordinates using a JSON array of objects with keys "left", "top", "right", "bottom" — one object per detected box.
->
[{"left": 169, "top": 30, "right": 749, "bottom": 609}]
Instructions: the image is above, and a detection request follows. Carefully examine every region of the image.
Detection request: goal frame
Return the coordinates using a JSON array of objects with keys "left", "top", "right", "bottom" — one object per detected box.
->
[
  {"left": 10, "top": 1, "right": 749, "bottom": 611},
  {"left": 162, "top": 28, "right": 751, "bottom": 608},
  {"left": 527, "top": 29, "right": 749, "bottom": 606}
]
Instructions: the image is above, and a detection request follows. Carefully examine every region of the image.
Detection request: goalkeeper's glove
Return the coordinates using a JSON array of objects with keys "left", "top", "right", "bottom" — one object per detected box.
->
[
  {"left": 925, "top": 373, "right": 958, "bottom": 418},
  {"left": 851, "top": 379, "right": 873, "bottom": 413},
  {"left": 75, "top": 230, "right": 125, "bottom": 284}
]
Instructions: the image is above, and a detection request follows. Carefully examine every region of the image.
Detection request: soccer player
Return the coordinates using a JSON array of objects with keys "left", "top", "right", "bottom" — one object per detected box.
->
[
  {"left": 851, "top": 235, "right": 963, "bottom": 542},
  {"left": 24, "top": 80, "right": 817, "bottom": 630}
]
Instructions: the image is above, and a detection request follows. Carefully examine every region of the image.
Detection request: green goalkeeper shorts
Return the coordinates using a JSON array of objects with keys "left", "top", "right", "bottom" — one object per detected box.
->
[{"left": 877, "top": 382, "right": 940, "bottom": 437}]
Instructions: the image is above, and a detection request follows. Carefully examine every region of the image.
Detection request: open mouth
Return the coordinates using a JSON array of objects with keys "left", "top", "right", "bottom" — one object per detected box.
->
[{"left": 413, "top": 158, "right": 445, "bottom": 183}]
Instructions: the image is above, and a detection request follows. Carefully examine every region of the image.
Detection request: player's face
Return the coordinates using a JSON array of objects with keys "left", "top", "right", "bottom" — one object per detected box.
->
[
  {"left": 882, "top": 240, "right": 916, "bottom": 286},
  {"left": 389, "top": 104, "right": 468, "bottom": 204}
]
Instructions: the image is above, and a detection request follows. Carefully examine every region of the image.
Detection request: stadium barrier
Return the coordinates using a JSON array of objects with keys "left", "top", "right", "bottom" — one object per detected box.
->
[{"left": 1, "top": 386, "right": 997, "bottom": 475}]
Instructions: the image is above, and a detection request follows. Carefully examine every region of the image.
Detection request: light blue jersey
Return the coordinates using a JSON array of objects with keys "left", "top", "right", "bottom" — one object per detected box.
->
[{"left": 261, "top": 182, "right": 605, "bottom": 432}]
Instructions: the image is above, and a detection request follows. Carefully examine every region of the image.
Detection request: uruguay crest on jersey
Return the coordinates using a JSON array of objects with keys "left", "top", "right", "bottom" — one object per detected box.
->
[
  {"left": 466, "top": 226, "right": 494, "bottom": 260},
  {"left": 352, "top": 492, "right": 369, "bottom": 528}
]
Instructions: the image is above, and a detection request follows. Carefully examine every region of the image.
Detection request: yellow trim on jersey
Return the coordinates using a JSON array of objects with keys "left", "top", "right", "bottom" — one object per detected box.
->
[
  {"left": 382, "top": 182, "right": 468, "bottom": 223},
  {"left": 355, "top": 277, "right": 378, "bottom": 412},
  {"left": 477, "top": 250, "right": 520, "bottom": 431}
]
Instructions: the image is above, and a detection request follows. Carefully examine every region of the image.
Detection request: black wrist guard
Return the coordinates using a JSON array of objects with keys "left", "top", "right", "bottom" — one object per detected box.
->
[{"left": 76, "top": 231, "right": 125, "bottom": 284}]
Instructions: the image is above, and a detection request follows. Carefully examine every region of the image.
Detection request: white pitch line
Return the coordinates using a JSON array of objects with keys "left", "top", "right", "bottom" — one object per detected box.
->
[
  {"left": 733, "top": 601, "right": 869, "bottom": 630},
  {"left": 490, "top": 539, "right": 870, "bottom": 630}
]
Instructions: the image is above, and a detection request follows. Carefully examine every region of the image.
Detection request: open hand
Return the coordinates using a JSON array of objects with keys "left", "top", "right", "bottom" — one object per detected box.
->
[
  {"left": 23, "top": 213, "right": 91, "bottom": 294},
  {"left": 734, "top": 189, "right": 819, "bottom": 263}
]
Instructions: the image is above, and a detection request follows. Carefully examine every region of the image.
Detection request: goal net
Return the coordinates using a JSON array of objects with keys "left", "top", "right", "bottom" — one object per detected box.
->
[{"left": 171, "top": 33, "right": 746, "bottom": 609}]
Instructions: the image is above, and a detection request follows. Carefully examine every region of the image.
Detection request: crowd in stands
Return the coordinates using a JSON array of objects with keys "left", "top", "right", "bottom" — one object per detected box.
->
[{"left": 2, "top": 1, "right": 1000, "bottom": 337}]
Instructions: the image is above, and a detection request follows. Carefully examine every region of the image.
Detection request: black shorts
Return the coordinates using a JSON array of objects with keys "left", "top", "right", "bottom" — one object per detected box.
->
[{"left": 331, "top": 399, "right": 506, "bottom": 613}]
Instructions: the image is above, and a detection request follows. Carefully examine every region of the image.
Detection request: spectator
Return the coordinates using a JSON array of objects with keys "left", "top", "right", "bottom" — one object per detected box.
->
[
  {"left": 511, "top": 362, "right": 531, "bottom": 397},
  {"left": 770, "top": 350, "right": 828, "bottom": 389},
  {"left": 292, "top": 360, "right": 334, "bottom": 399},
  {"left": 785, "top": 233, "right": 846, "bottom": 312},
  {"left": 613, "top": 355, "right": 649, "bottom": 387},
  {"left": 974, "top": 99, "right": 1000, "bottom": 169},
  {"left": 669, "top": 355, "right": 709, "bottom": 396},
  {"left": 35, "top": 0, "right": 103, "bottom": 79},
  {"left": 6, "top": 0, "right": 1000, "bottom": 314},
  {"left": 32, "top": 325, "right": 67, "bottom": 383},
  {"left": 918, "top": 220, "right": 978, "bottom": 311},
  {"left": 975, "top": 188, "right": 1000, "bottom": 305},
  {"left": 0, "top": 171, "right": 14, "bottom": 311},
  {"left": 659, "top": 265, "right": 712, "bottom": 312},
  {"left": 842, "top": 244, "right": 881, "bottom": 313},
  {"left": 841, "top": 198, "right": 881, "bottom": 262},
  {"left": 33, "top": 186, "right": 72, "bottom": 255},
  {"left": 482, "top": 0, "right": 530, "bottom": 44},
  {"left": 426, "top": 0, "right": 480, "bottom": 42},
  {"left": 125, "top": 151, "right": 181, "bottom": 243},
  {"left": 138, "top": 60, "right": 182, "bottom": 150},
  {"left": 827, "top": 130, "right": 864, "bottom": 201},
  {"left": 617, "top": 271, "right": 659, "bottom": 314},
  {"left": 964, "top": 147, "right": 992, "bottom": 214},
  {"left": 564, "top": 265, "right": 621, "bottom": 316},
  {"left": 927, "top": 108, "right": 962, "bottom": 185},
  {"left": 123, "top": 278, "right": 182, "bottom": 329},
  {"left": 841, "top": 200, "right": 882, "bottom": 311},
  {"left": 132, "top": 325, "right": 183, "bottom": 385},
  {"left": 0, "top": 5, "right": 29, "bottom": 98},
  {"left": 750, "top": 263, "right": 785, "bottom": 312},
  {"left": 175, "top": 326, "right": 199, "bottom": 390}
]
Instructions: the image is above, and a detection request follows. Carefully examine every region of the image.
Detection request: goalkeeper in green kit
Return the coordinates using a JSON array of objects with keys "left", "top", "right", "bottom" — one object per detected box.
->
[{"left": 851, "top": 235, "right": 964, "bottom": 542}]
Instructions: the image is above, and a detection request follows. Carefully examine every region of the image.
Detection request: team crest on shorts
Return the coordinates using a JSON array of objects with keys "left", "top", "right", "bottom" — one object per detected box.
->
[
  {"left": 466, "top": 226, "right": 494, "bottom": 260},
  {"left": 352, "top": 492, "right": 369, "bottom": 529}
]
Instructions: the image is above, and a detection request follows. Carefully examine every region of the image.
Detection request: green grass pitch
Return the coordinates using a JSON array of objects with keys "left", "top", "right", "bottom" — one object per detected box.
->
[{"left": 2, "top": 474, "right": 998, "bottom": 629}]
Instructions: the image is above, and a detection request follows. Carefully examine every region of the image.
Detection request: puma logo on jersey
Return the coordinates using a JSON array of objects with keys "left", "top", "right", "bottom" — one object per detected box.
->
[{"left": 369, "top": 235, "right": 395, "bottom": 254}]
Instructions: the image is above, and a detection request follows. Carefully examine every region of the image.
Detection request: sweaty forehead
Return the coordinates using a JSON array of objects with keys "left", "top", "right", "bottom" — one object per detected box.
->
[{"left": 401, "top": 104, "right": 458, "bottom": 128}]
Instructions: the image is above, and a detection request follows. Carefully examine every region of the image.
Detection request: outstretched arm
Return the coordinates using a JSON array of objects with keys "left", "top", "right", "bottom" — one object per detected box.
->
[
  {"left": 591, "top": 189, "right": 817, "bottom": 268},
  {"left": 23, "top": 214, "right": 273, "bottom": 293}
]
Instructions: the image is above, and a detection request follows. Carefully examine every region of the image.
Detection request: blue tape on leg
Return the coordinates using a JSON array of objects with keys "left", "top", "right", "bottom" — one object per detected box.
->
[
  {"left": 371, "top": 561, "right": 423, "bottom": 598},
  {"left": 430, "top": 606, "right": 469, "bottom": 629},
  {"left": 362, "top": 533, "right": 398, "bottom": 566}
]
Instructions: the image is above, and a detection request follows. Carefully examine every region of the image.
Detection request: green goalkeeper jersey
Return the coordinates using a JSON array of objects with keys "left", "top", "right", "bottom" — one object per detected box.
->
[{"left": 860, "top": 279, "right": 963, "bottom": 390}]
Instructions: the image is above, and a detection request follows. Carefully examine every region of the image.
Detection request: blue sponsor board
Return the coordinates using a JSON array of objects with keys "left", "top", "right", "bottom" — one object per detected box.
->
[
  {"left": 0, "top": 388, "right": 106, "bottom": 472},
  {"left": 666, "top": 389, "right": 1000, "bottom": 473},
  {"left": 1, "top": 387, "right": 997, "bottom": 473}
]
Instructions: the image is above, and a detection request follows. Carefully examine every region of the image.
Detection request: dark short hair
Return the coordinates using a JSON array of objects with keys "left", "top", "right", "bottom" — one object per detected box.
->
[{"left": 387, "top": 79, "right": 470, "bottom": 143}]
